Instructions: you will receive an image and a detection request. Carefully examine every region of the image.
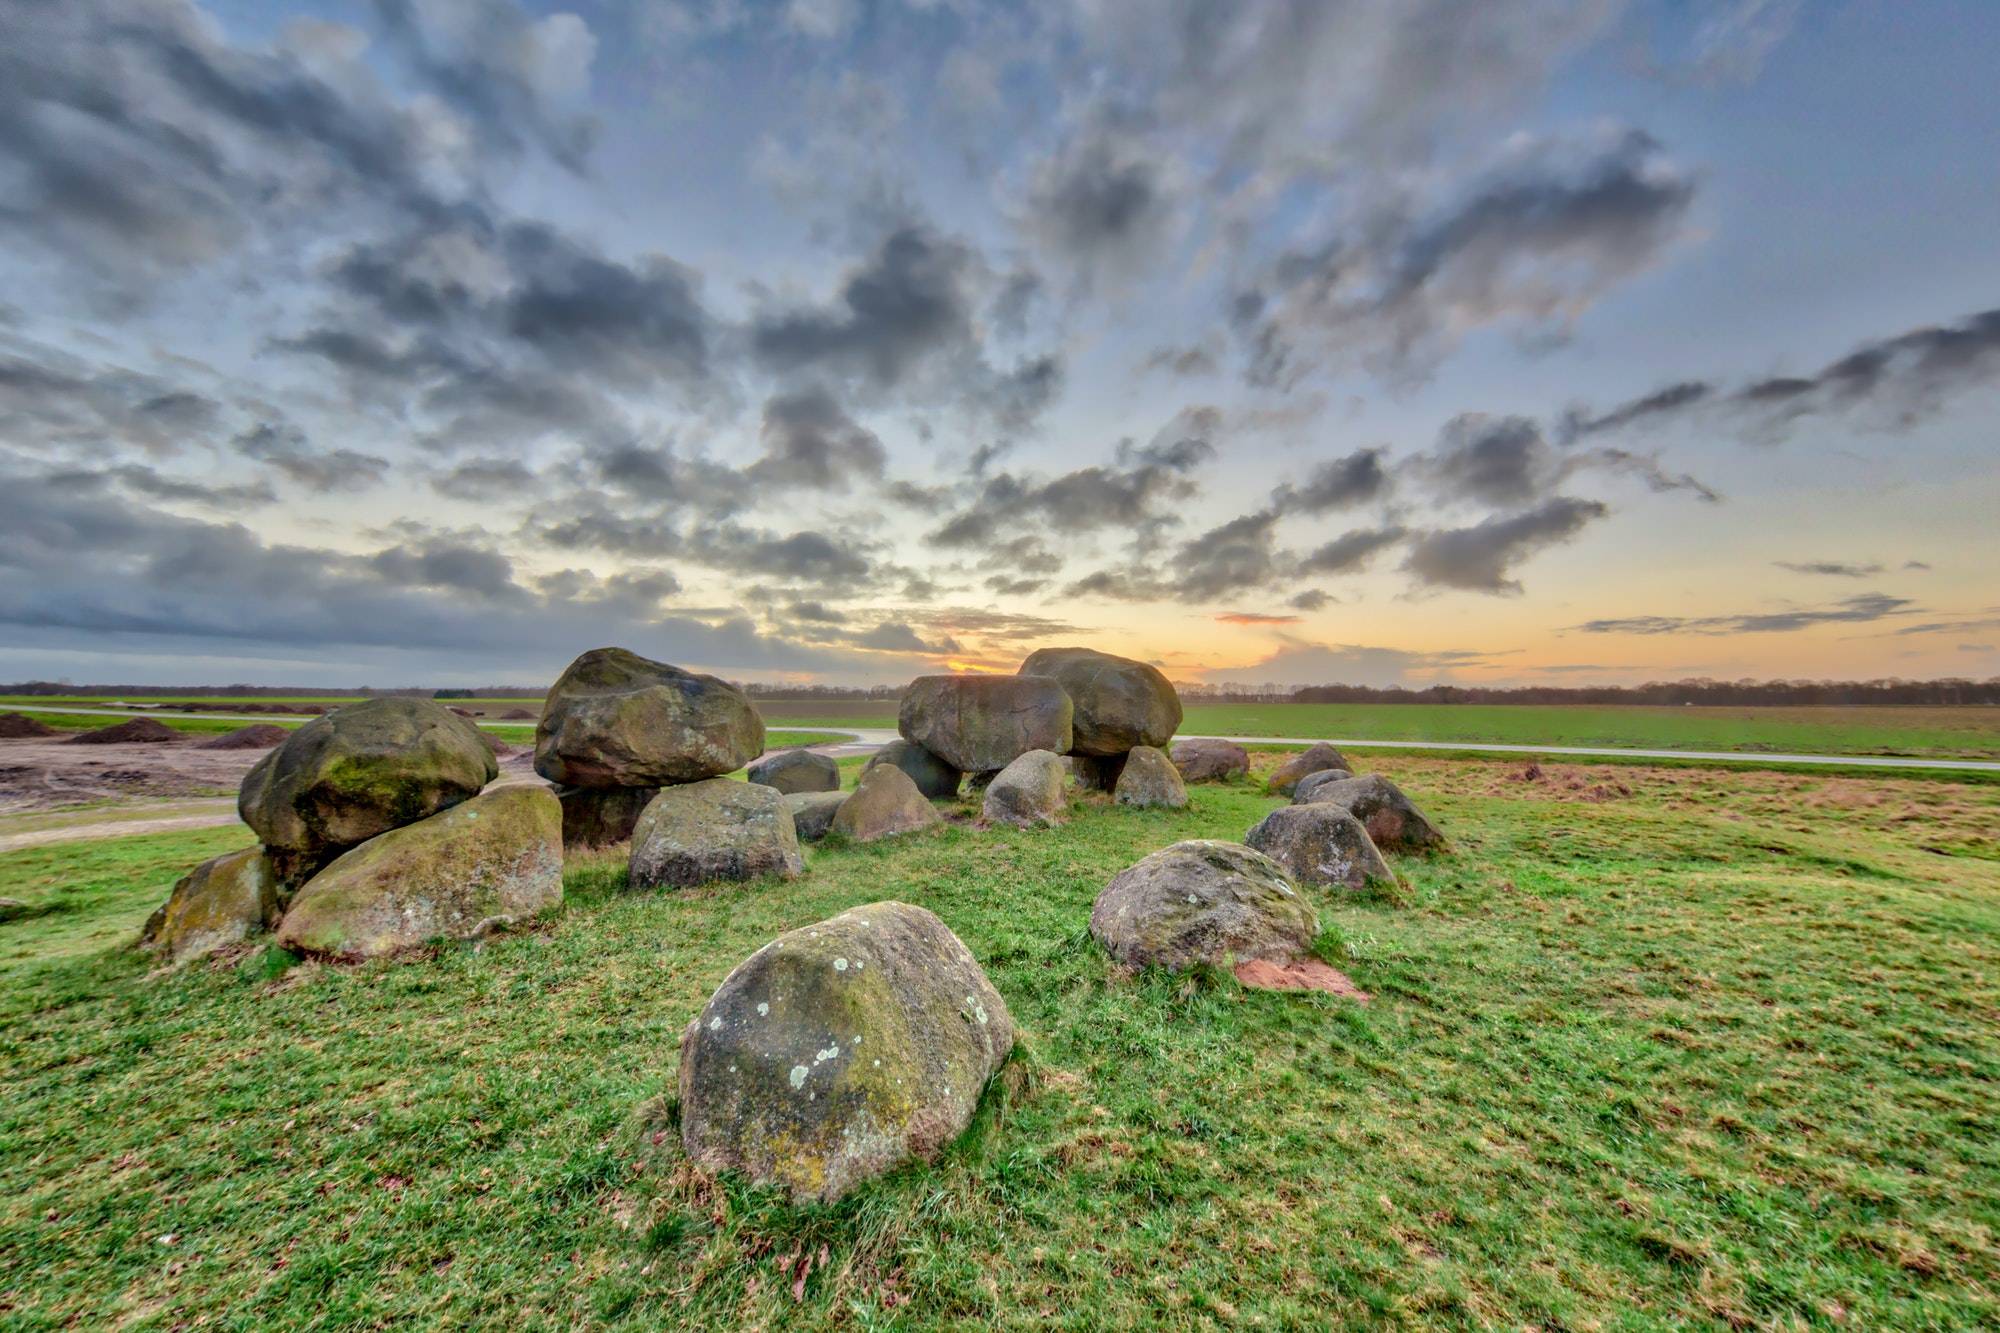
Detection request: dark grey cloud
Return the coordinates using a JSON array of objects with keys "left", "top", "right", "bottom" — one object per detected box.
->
[
  {"left": 1272, "top": 447, "right": 1391, "bottom": 514},
  {"left": 1575, "top": 592, "right": 1917, "bottom": 635},
  {"left": 0, "top": 345, "right": 223, "bottom": 458},
  {"left": 688, "top": 526, "right": 875, "bottom": 584},
  {"left": 1023, "top": 116, "right": 1178, "bottom": 286},
  {"left": 430, "top": 457, "right": 538, "bottom": 500},
  {"left": 1402, "top": 497, "right": 1608, "bottom": 593},
  {"left": 753, "top": 226, "right": 975, "bottom": 389},
  {"left": 1289, "top": 588, "right": 1332, "bottom": 611},
  {"left": 1774, "top": 561, "right": 1885, "bottom": 578},
  {"left": 1416, "top": 412, "right": 1718, "bottom": 506},
  {"left": 103, "top": 465, "right": 276, "bottom": 510},
  {"left": 1065, "top": 509, "right": 1280, "bottom": 604},
  {"left": 1299, "top": 526, "right": 1409, "bottom": 576},
  {"left": 750, "top": 385, "right": 887, "bottom": 489},
  {"left": 234, "top": 422, "right": 390, "bottom": 493}
]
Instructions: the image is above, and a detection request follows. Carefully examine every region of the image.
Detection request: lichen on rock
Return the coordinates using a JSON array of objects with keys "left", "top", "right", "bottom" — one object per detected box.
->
[
  {"left": 1113, "top": 745, "right": 1189, "bottom": 809},
  {"left": 536, "top": 647, "right": 764, "bottom": 788},
  {"left": 629, "top": 778, "right": 805, "bottom": 889},
  {"left": 1089, "top": 839, "right": 1317, "bottom": 973},
  {"left": 141, "top": 846, "right": 281, "bottom": 963}
]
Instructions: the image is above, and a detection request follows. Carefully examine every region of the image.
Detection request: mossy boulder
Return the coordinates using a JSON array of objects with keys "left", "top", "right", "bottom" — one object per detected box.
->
[
  {"left": 861, "top": 740, "right": 961, "bottom": 800},
  {"left": 535, "top": 647, "right": 763, "bottom": 788},
  {"left": 1265, "top": 742, "right": 1353, "bottom": 796},
  {"left": 1290, "top": 767, "right": 1357, "bottom": 805},
  {"left": 678, "top": 900, "right": 1014, "bottom": 1204},
  {"left": 1065, "top": 752, "right": 1127, "bottom": 792},
  {"left": 556, "top": 784, "right": 658, "bottom": 848},
  {"left": 1245, "top": 804, "right": 1393, "bottom": 890},
  {"left": 1171, "top": 738, "right": 1249, "bottom": 782},
  {"left": 982, "top": 749, "right": 1067, "bottom": 828},
  {"left": 898, "top": 675, "right": 1072, "bottom": 773},
  {"left": 1113, "top": 745, "right": 1188, "bottom": 809},
  {"left": 238, "top": 697, "right": 497, "bottom": 883},
  {"left": 1089, "top": 840, "right": 1317, "bottom": 973},
  {"left": 748, "top": 748, "right": 840, "bottom": 794},
  {"left": 1018, "top": 646, "right": 1181, "bottom": 756},
  {"left": 141, "top": 847, "right": 280, "bottom": 963},
  {"left": 629, "top": 778, "right": 804, "bottom": 890},
  {"left": 274, "top": 786, "right": 562, "bottom": 961},
  {"left": 1294, "top": 773, "right": 1446, "bottom": 853},
  {"left": 832, "top": 763, "right": 943, "bottom": 842},
  {"left": 784, "top": 791, "right": 849, "bottom": 842}
]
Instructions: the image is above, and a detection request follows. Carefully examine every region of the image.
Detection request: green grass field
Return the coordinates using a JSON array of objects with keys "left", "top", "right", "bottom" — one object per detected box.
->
[{"left": 2, "top": 752, "right": 1994, "bottom": 1329}]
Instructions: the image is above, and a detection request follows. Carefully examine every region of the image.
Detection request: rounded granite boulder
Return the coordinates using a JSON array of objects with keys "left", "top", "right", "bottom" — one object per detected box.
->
[
  {"left": 1018, "top": 646, "right": 1181, "bottom": 756},
  {"left": 1293, "top": 773, "right": 1446, "bottom": 853},
  {"left": 832, "top": 763, "right": 943, "bottom": 843},
  {"left": 1169, "top": 738, "right": 1250, "bottom": 783},
  {"left": 861, "top": 740, "right": 961, "bottom": 800},
  {"left": 141, "top": 846, "right": 281, "bottom": 963},
  {"left": 898, "top": 675, "right": 1072, "bottom": 774},
  {"left": 535, "top": 647, "right": 764, "bottom": 788},
  {"left": 981, "top": 749, "right": 1067, "bottom": 828},
  {"left": 1245, "top": 804, "right": 1394, "bottom": 891},
  {"left": 678, "top": 901, "right": 1014, "bottom": 1203},
  {"left": 1265, "top": 742, "right": 1354, "bottom": 797},
  {"left": 1090, "top": 840, "right": 1317, "bottom": 973},
  {"left": 747, "top": 748, "right": 841, "bottom": 795},
  {"left": 628, "top": 778, "right": 804, "bottom": 890},
  {"left": 1112, "top": 745, "right": 1189, "bottom": 809},
  {"left": 1290, "top": 766, "right": 1357, "bottom": 805}
]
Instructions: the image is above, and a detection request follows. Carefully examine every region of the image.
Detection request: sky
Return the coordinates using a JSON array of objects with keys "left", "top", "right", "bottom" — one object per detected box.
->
[{"left": 2, "top": 0, "right": 1997, "bottom": 690}]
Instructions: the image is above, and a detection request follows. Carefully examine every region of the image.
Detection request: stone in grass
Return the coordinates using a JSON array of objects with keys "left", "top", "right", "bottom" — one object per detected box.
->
[
  {"left": 1265, "top": 742, "right": 1353, "bottom": 796},
  {"left": 556, "top": 784, "right": 658, "bottom": 848},
  {"left": 629, "top": 778, "right": 804, "bottom": 890},
  {"left": 535, "top": 646, "right": 763, "bottom": 788},
  {"left": 897, "top": 675, "right": 1073, "bottom": 774},
  {"left": 1113, "top": 745, "right": 1188, "bottom": 809},
  {"left": 982, "top": 749, "right": 1067, "bottom": 828},
  {"left": 275, "top": 786, "right": 563, "bottom": 961},
  {"left": 1089, "top": 840, "right": 1317, "bottom": 973},
  {"left": 832, "top": 763, "right": 943, "bottom": 843},
  {"left": 141, "top": 846, "right": 281, "bottom": 963},
  {"left": 1244, "top": 804, "right": 1393, "bottom": 891},
  {"left": 678, "top": 900, "right": 1014, "bottom": 1204},
  {"left": 1170, "top": 738, "right": 1249, "bottom": 783},
  {"left": 1017, "top": 646, "right": 1181, "bottom": 756},
  {"left": 1293, "top": 773, "right": 1446, "bottom": 853},
  {"left": 1064, "top": 752, "right": 1127, "bottom": 792},
  {"left": 1289, "top": 766, "right": 1357, "bottom": 805},
  {"left": 784, "top": 791, "right": 849, "bottom": 843},
  {"left": 861, "top": 740, "right": 961, "bottom": 800},
  {"left": 747, "top": 748, "right": 841, "bottom": 795}
]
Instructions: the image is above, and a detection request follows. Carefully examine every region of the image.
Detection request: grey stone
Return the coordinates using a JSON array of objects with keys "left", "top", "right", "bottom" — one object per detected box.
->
[
  {"left": 862, "top": 740, "right": 961, "bottom": 800},
  {"left": 1113, "top": 745, "right": 1189, "bottom": 809},
  {"left": 898, "top": 675, "right": 1072, "bottom": 773},
  {"left": 1017, "top": 646, "right": 1181, "bottom": 756},
  {"left": 142, "top": 847, "right": 280, "bottom": 962},
  {"left": 1265, "top": 742, "right": 1354, "bottom": 796},
  {"left": 556, "top": 784, "right": 658, "bottom": 848},
  {"left": 536, "top": 647, "right": 763, "bottom": 788},
  {"left": 1170, "top": 738, "right": 1249, "bottom": 782},
  {"left": 784, "top": 790, "right": 849, "bottom": 842},
  {"left": 1245, "top": 804, "right": 1394, "bottom": 890},
  {"left": 747, "top": 748, "right": 841, "bottom": 794},
  {"left": 1089, "top": 840, "right": 1317, "bottom": 973},
  {"left": 1293, "top": 773, "right": 1446, "bottom": 853},
  {"left": 982, "top": 749, "right": 1067, "bottom": 828},
  {"left": 629, "top": 779, "right": 805, "bottom": 889},
  {"left": 831, "top": 763, "right": 944, "bottom": 842},
  {"left": 1290, "top": 767, "right": 1358, "bottom": 805}
]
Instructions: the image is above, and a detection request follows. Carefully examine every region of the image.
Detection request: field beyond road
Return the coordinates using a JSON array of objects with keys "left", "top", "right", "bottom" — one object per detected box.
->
[{"left": 2, "top": 752, "right": 1995, "bottom": 1329}]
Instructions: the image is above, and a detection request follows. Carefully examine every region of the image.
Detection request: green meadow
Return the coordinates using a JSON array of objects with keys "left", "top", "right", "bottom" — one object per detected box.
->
[{"left": 2, "top": 752, "right": 1995, "bottom": 1330}]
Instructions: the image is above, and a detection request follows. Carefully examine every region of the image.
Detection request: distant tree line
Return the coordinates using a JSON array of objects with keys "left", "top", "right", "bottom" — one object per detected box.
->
[{"left": 1182, "top": 678, "right": 2000, "bottom": 707}]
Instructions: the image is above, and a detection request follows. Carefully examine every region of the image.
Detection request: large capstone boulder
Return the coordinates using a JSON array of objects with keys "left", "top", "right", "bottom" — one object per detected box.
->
[
  {"left": 629, "top": 779, "right": 804, "bottom": 890},
  {"left": 1170, "top": 738, "right": 1249, "bottom": 783},
  {"left": 535, "top": 647, "right": 763, "bottom": 788},
  {"left": 274, "top": 786, "right": 563, "bottom": 960},
  {"left": 1294, "top": 773, "right": 1446, "bottom": 853},
  {"left": 1113, "top": 745, "right": 1188, "bottom": 809},
  {"left": 784, "top": 791, "right": 849, "bottom": 843},
  {"left": 898, "top": 675, "right": 1073, "bottom": 774},
  {"left": 238, "top": 697, "right": 497, "bottom": 885},
  {"left": 747, "top": 748, "right": 840, "bottom": 794},
  {"left": 1018, "top": 646, "right": 1181, "bottom": 756},
  {"left": 1265, "top": 742, "right": 1354, "bottom": 796},
  {"left": 862, "top": 740, "right": 960, "bottom": 800},
  {"left": 678, "top": 901, "right": 1014, "bottom": 1204},
  {"left": 1089, "top": 840, "right": 1317, "bottom": 973},
  {"left": 1064, "top": 752, "right": 1127, "bottom": 792},
  {"left": 982, "top": 749, "right": 1067, "bottom": 828},
  {"left": 1244, "top": 804, "right": 1393, "bottom": 891},
  {"left": 557, "top": 784, "right": 658, "bottom": 849},
  {"left": 832, "top": 763, "right": 943, "bottom": 842},
  {"left": 1290, "top": 766, "right": 1357, "bottom": 805},
  {"left": 141, "top": 847, "right": 280, "bottom": 963}
]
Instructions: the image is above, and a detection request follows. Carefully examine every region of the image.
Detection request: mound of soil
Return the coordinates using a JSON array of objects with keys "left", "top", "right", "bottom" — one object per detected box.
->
[
  {"left": 198, "top": 723, "right": 291, "bottom": 750},
  {"left": 62, "top": 717, "right": 183, "bottom": 745},
  {"left": 500, "top": 708, "right": 538, "bottom": 720},
  {"left": 0, "top": 712, "right": 59, "bottom": 738},
  {"left": 1233, "top": 958, "right": 1371, "bottom": 1001}
]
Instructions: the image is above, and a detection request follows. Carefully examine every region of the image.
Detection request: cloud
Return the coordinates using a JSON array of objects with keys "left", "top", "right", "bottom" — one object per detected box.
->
[
  {"left": 1217, "top": 611, "right": 1301, "bottom": 625},
  {"left": 1272, "top": 447, "right": 1391, "bottom": 514},
  {"left": 750, "top": 385, "right": 887, "bottom": 488},
  {"left": 752, "top": 226, "right": 975, "bottom": 389},
  {"left": 0, "top": 343, "right": 223, "bottom": 459},
  {"left": 1419, "top": 412, "right": 1719, "bottom": 505},
  {"left": 1289, "top": 589, "right": 1332, "bottom": 611},
  {"left": 1574, "top": 592, "right": 1918, "bottom": 635},
  {"left": 1774, "top": 561, "right": 1885, "bottom": 578},
  {"left": 234, "top": 422, "right": 390, "bottom": 493},
  {"left": 1402, "top": 496, "right": 1608, "bottom": 593},
  {"left": 1022, "top": 115, "right": 1180, "bottom": 288},
  {"left": 1298, "top": 526, "right": 1408, "bottom": 576}
]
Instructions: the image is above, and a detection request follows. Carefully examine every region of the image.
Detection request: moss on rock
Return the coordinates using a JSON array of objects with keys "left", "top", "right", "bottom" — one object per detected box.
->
[
  {"left": 1018, "top": 646, "right": 1181, "bottom": 755},
  {"left": 1089, "top": 839, "right": 1317, "bottom": 973},
  {"left": 628, "top": 779, "right": 804, "bottom": 890},
  {"left": 535, "top": 647, "right": 763, "bottom": 788},
  {"left": 141, "top": 847, "right": 280, "bottom": 963}
]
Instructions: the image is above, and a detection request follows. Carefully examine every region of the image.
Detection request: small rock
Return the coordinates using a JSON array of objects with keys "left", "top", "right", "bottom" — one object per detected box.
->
[
  {"left": 861, "top": 740, "right": 961, "bottom": 800},
  {"left": 1244, "top": 804, "right": 1393, "bottom": 890},
  {"left": 898, "top": 675, "right": 1072, "bottom": 773},
  {"left": 1089, "top": 840, "right": 1317, "bottom": 973},
  {"left": 982, "top": 749, "right": 1067, "bottom": 828},
  {"left": 1170, "top": 738, "right": 1249, "bottom": 782},
  {"left": 275, "top": 786, "right": 563, "bottom": 960},
  {"left": 1017, "top": 646, "right": 1181, "bottom": 756},
  {"left": 832, "top": 763, "right": 943, "bottom": 843},
  {"left": 629, "top": 779, "right": 804, "bottom": 889},
  {"left": 678, "top": 901, "right": 1014, "bottom": 1203},
  {"left": 1064, "top": 752, "right": 1126, "bottom": 792},
  {"left": 783, "top": 790, "right": 849, "bottom": 842},
  {"left": 1113, "top": 745, "right": 1188, "bottom": 809},
  {"left": 1290, "top": 767, "right": 1357, "bottom": 805},
  {"left": 142, "top": 847, "right": 281, "bottom": 962},
  {"left": 747, "top": 748, "right": 840, "bottom": 794},
  {"left": 556, "top": 784, "right": 659, "bottom": 848},
  {"left": 1265, "top": 742, "right": 1354, "bottom": 796},
  {"left": 535, "top": 647, "right": 763, "bottom": 788},
  {"left": 1292, "top": 773, "right": 1446, "bottom": 853}
]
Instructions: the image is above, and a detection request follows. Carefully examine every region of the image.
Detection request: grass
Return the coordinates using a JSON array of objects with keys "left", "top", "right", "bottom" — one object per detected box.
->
[{"left": 1, "top": 754, "right": 1996, "bottom": 1330}]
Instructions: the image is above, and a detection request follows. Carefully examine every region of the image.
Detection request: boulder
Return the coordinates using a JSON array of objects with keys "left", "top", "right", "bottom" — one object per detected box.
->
[
  {"left": 861, "top": 740, "right": 961, "bottom": 800},
  {"left": 1018, "top": 646, "right": 1181, "bottom": 755},
  {"left": 1244, "top": 804, "right": 1393, "bottom": 890},
  {"left": 274, "top": 786, "right": 563, "bottom": 960},
  {"left": 678, "top": 901, "right": 1013, "bottom": 1204},
  {"left": 141, "top": 847, "right": 281, "bottom": 963},
  {"left": 897, "top": 675, "right": 1072, "bottom": 773},
  {"left": 1064, "top": 752, "right": 1127, "bottom": 792},
  {"left": 1171, "top": 738, "right": 1249, "bottom": 783},
  {"left": 629, "top": 779, "right": 804, "bottom": 889},
  {"left": 63, "top": 717, "right": 181, "bottom": 745},
  {"left": 0, "top": 712, "right": 58, "bottom": 738},
  {"left": 1293, "top": 773, "right": 1446, "bottom": 853},
  {"left": 1089, "top": 840, "right": 1317, "bottom": 973},
  {"left": 556, "top": 784, "right": 659, "bottom": 848},
  {"left": 1265, "top": 742, "right": 1354, "bottom": 796},
  {"left": 535, "top": 647, "right": 763, "bottom": 788},
  {"left": 197, "top": 723, "right": 290, "bottom": 750},
  {"left": 1290, "top": 767, "right": 1357, "bottom": 805},
  {"left": 982, "top": 749, "right": 1067, "bottom": 828},
  {"left": 832, "top": 763, "right": 943, "bottom": 843},
  {"left": 1113, "top": 745, "right": 1189, "bottom": 809},
  {"left": 747, "top": 748, "right": 841, "bottom": 795},
  {"left": 238, "top": 697, "right": 497, "bottom": 885},
  {"left": 784, "top": 791, "right": 849, "bottom": 843}
]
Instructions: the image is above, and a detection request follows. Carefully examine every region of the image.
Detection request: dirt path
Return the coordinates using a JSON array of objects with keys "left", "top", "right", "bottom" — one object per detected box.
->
[{"left": 0, "top": 812, "right": 249, "bottom": 854}]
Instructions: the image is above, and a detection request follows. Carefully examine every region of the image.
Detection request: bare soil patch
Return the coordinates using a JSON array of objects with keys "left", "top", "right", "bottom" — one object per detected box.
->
[
  {"left": 1233, "top": 958, "right": 1371, "bottom": 999},
  {"left": 0, "top": 712, "right": 59, "bottom": 739}
]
